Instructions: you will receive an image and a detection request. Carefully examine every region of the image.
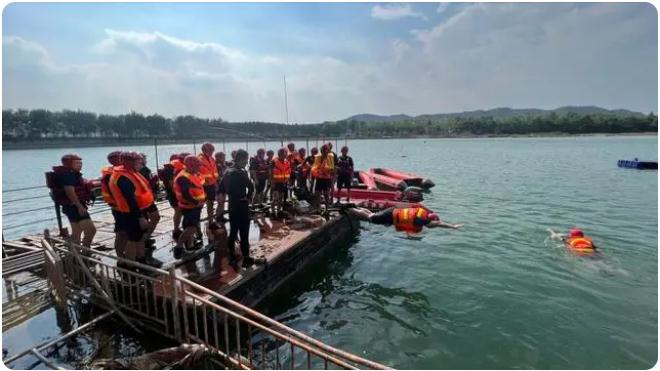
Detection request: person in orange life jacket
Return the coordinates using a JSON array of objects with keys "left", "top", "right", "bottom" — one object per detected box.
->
[
  {"left": 249, "top": 148, "right": 269, "bottom": 205},
  {"left": 215, "top": 151, "right": 229, "bottom": 222},
  {"left": 101, "top": 151, "right": 127, "bottom": 257},
  {"left": 295, "top": 147, "right": 310, "bottom": 194},
  {"left": 270, "top": 148, "right": 291, "bottom": 217},
  {"left": 348, "top": 207, "right": 463, "bottom": 234},
  {"left": 335, "top": 146, "right": 354, "bottom": 204},
  {"left": 286, "top": 143, "right": 301, "bottom": 198},
  {"left": 50, "top": 153, "right": 97, "bottom": 248},
  {"left": 311, "top": 145, "right": 335, "bottom": 211},
  {"left": 326, "top": 142, "right": 338, "bottom": 203},
  {"left": 198, "top": 143, "right": 219, "bottom": 222},
  {"left": 219, "top": 149, "right": 265, "bottom": 268},
  {"left": 173, "top": 155, "right": 207, "bottom": 259},
  {"left": 548, "top": 228, "right": 598, "bottom": 252},
  {"left": 108, "top": 151, "right": 157, "bottom": 267}
]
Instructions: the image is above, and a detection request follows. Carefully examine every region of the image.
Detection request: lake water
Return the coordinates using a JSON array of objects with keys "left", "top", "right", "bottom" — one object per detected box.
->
[{"left": 2, "top": 136, "right": 657, "bottom": 368}]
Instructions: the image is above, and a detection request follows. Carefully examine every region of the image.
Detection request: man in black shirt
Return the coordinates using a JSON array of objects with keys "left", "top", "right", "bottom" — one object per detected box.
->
[
  {"left": 335, "top": 146, "right": 354, "bottom": 204},
  {"left": 218, "top": 149, "right": 262, "bottom": 268}
]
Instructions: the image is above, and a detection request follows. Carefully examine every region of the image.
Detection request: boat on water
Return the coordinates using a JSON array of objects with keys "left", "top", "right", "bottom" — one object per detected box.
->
[
  {"left": 365, "top": 169, "right": 408, "bottom": 191},
  {"left": 354, "top": 170, "right": 378, "bottom": 190},
  {"left": 369, "top": 168, "right": 435, "bottom": 189},
  {"left": 617, "top": 158, "right": 658, "bottom": 170}
]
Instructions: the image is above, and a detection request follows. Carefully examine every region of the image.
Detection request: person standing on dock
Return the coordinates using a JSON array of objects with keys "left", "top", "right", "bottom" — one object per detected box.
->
[
  {"left": 137, "top": 153, "right": 162, "bottom": 266},
  {"left": 264, "top": 149, "right": 275, "bottom": 202},
  {"left": 286, "top": 143, "right": 302, "bottom": 199},
  {"left": 327, "top": 142, "right": 338, "bottom": 204},
  {"left": 335, "top": 146, "right": 354, "bottom": 204},
  {"left": 347, "top": 206, "right": 463, "bottom": 235},
  {"left": 101, "top": 151, "right": 126, "bottom": 258},
  {"left": 249, "top": 148, "right": 269, "bottom": 205},
  {"left": 305, "top": 147, "right": 318, "bottom": 204},
  {"left": 311, "top": 145, "right": 334, "bottom": 211},
  {"left": 270, "top": 148, "right": 291, "bottom": 217},
  {"left": 198, "top": 143, "right": 219, "bottom": 222},
  {"left": 219, "top": 149, "right": 261, "bottom": 267},
  {"left": 295, "top": 147, "right": 310, "bottom": 197},
  {"left": 159, "top": 153, "right": 185, "bottom": 239},
  {"left": 215, "top": 151, "right": 228, "bottom": 222},
  {"left": 108, "top": 152, "right": 158, "bottom": 268},
  {"left": 173, "top": 156, "right": 207, "bottom": 259},
  {"left": 47, "top": 154, "right": 97, "bottom": 249}
]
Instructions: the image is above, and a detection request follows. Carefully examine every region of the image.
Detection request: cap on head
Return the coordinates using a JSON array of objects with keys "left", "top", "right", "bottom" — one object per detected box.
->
[
  {"left": 311, "top": 147, "right": 318, "bottom": 155},
  {"left": 266, "top": 150, "right": 274, "bottom": 156},
  {"left": 184, "top": 155, "right": 202, "bottom": 171},
  {"left": 298, "top": 147, "right": 306, "bottom": 155},
  {"left": 569, "top": 228, "right": 584, "bottom": 238},
  {"left": 107, "top": 151, "right": 123, "bottom": 166},
  {"left": 61, "top": 153, "right": 82, "bottom": 168},
  {"left": 257, "top": 148, "right": 265, "bottom": 156},
  {"left": 341, "top": 146, "right": 348, "bottom": 153},
  {"left": 215, "top": 151, "right": 225, "bottom": 160},
  {"left": 178, "top": 152, "right": 191, "bottom": 161},
  {"left": 169, "top": 153, "right": 179, "bottom": 161},
  {"left": 287, "top": 142, "right": 295, "bottom": 151},
  {"left": 277, "top": 148, "right": 287, "bottom": 158},
  {"left": 320, "top": 144, "right": 329, "bottom": 154},
  {"left": 428, "top": 213, "right": 440, "bottom": 221},
  {"left": 201, "top": 142, "right": 215, "bottom": 154}
]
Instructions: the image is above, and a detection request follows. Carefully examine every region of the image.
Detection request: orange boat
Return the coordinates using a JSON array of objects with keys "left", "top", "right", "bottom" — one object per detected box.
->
[
  {"left": 369, "top": 168, "right": 435, "bottom": 189},
  {"left": 366, "top": 169, "right": 408, "bottom": 191},
  {"left": 355, "top": 170, "right": 378, "bottom": 190}
]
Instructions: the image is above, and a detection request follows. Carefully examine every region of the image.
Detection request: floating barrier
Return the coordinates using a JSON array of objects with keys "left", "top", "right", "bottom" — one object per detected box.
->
[{"left": 617, "top": 159, "right": 658, "bottom": 170}]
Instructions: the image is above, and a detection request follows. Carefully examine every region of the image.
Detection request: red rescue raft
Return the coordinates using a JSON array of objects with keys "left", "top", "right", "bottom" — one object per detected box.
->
[
  {"left": 355, "top": 171, "right": 378, "bottom": 190},
  {"left": 356, "top": 199, "right": 430, "bottom": 212},
  {"left": 369, "top": 168, "right": 435, "bottom": 189},
  {"left": 334, "top": 188, "right": 401, "bottom": 201},
  {"left": 366, "top": 170, "right": 408, "bottom": 191}
]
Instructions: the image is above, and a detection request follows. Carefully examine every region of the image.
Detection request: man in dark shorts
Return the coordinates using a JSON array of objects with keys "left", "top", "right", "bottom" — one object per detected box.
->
[
  {"left": 311, "top": 144, "right": 334, "bottom": 211},
  {"left": 48, "top": 153, "right": 97, "bottom": 248},
  {"left": 335, "top": 146, "right": 354, "bottom": 204},
  {"left": 108, "top": 152, "right": 158, "bottom": 268},
  {"left": 215, "top": 151, "right": 228, "bottom": 221},
  {"left": 173, "top": 156, "right": 207, "bottom": 259},
  {"left": 138, "top": 153, "right": 161, "bottom": 246},
  {"left": 198, "top": 142, "right": 219, "bottom": 222},
  {"left": 348, "top": 207, "right": 463, "bottom": 235},
  {"left": 269, "top": 148, "right": 291, "bottom": 217},
  {"left": 248, "top": 148, "right": 269, "bottom": 205},
  {"left": 219, "top": 149, "right": 265, "bottom": 268},
  {"left": 100, "top": 151, "right": 126, "bottom": 257}
]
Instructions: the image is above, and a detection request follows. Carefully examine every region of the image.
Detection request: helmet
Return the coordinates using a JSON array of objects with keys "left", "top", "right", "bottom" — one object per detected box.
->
[
  {"left": 320, "top": 144, "right": 329, "bottom": 153},
  {"left": 287, "top": 142, "right": 295, "bottom": 151},
  {"left": 266, "top": 149, "right": 274, "bottom": 156},
  {"left": 298, "top": 147, "right": 306, "bottom": 155},
  {"left": 61, "top": 153, "right": 82, "bottom": 168},
  {"left": 169, "top": 153, "right": 179, "bottom": 161},
  {"left": 257, "top": 148, "right": 265, "bottom": 156},
  {"left": 107, "top": 151, "right": 123, "bottom": 166},
  {"left": 215, "top": 151, "right": 225, "bottom": 160},
  {"left": 201, "top": 142, "right": 215, "bottom": 154},
  {"left": 428, "top": 213, "right": 440, "bottom": 221},
  {"left": 311, "top": 147, "right": 319, "bottom": 155},
  {"left": 277, "top": 148, "right": 287, "bottom": 158},
  {"left": 341, "top": 146, "right": 349, "bottom": 153},
  {"left": 569, "top": 228, "right": 584, "bottom": 238},
  {"left": 178, "top": 152, "right": 191, "bottom": 161},
  {"left": 121, "top": 151, "right": 142, "bottom": 169},
  {"left": 184, "top": 155, "right": 202, "bottom": 171}
]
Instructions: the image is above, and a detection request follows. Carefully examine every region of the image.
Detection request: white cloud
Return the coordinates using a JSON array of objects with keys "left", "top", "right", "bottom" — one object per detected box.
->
[
  {"left": 436, "top": 3, "right": 449, "bottom": 14},
  {"left": 371, "top": 4, "right": 425, "bottom": 21}
]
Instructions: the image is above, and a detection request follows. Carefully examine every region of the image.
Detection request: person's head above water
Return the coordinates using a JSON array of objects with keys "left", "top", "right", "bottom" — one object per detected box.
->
[
  {"left": 428, "top": 213, "right": 440, "bottom": 221},
  {"left": 569, "top": 228, "right": 584, "bottom": 238}
]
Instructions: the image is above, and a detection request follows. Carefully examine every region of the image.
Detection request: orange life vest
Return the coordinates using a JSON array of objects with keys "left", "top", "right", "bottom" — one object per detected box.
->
[
  {"left": 287, "top": 152, "right": 302, "bottom": 168},
  {"left": 393, "top": 207, "right": 429, "bottom": 233},
  {"left": 100, "top": 165, "right": 116, "bottom": 207},
  {"left": 198, "top": 154, "right": 219, "bottom": 185},
  {"left": 567, "top": 237, "right": 594, "bottom": 251},
  {"left": 108, "top": 166, "right": 155, "bottom": 213},
  {"left": 174, "top": 170, "right": 206, "bottom": 209},
  {"left": 311, "top": 154, "right": 334, "bottom": 179},
  {"left": 272, "top": 158, "right": 291, "bottom": 183},
  {"left": 171, "top": 159, "right": 185, "bottom": 174}
]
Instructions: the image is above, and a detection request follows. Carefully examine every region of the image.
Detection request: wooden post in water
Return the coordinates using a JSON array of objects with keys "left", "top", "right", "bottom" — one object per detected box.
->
[
  {"left": 306, "top": 138, "right": 309, "bottom": 153},
  {"left": 193, "top": 138, "right": 197, "bottom": 155},
  {"left": 223, "top": 139, "right": 226, "bottom": 153},
  {"left": 154, "top": 138, "right": 159, "bottom": 167}
]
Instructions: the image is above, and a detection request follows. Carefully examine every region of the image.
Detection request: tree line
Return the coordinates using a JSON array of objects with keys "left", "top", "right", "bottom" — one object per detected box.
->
[{"left": 2, "top": 108, "right": 657, "bottom": 141}]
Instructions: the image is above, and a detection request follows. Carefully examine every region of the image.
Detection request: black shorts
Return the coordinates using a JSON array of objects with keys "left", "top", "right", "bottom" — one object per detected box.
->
[
  {"left": 337, "top": 175, "right": 352, "bottom": 189},
  {"left": 116, "top": 212, "right": 145, "bottom": 242},
  {"left": 272, "top": 182, "right": 287, "bottom": 193},
  {"left": 255, "top": 179, "right": 267, "bottom": 193},
  {"left": 165, "top": 189, "right": 177, "bottom": 208},
  {"left": 112, "top": 209, "right": 123, "bottom": 232},
  {"left": 203, "top": 185, "right": 216, "bottom": 201},
  {"left": 61, "top": 204, "right": 91, "bottom": 223},
  {"left": 145, "top": 203, "right": 158, "bottom": 214},
  {"left": 314, "top": 178, "right": 331, "bottom": 192},
  {"left": 369, "top": 207, "right": 395, "bottom": 225},
  {"left": 181, "top": 207, "right": 202, "bottom": 228}
]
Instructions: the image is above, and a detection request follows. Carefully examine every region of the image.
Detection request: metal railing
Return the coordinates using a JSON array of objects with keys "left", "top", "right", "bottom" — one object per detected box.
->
[{"left": 46, "top": 235, "right": 390, "bottom": 370}]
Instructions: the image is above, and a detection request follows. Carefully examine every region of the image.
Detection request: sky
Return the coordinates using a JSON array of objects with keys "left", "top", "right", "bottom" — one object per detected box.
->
[{"left": 2, "top": 2, "right": 658, "bottom": 123}]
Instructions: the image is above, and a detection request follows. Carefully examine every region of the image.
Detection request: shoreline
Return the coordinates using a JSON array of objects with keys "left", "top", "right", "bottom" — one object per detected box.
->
[{"left": 2, "top": 131, "right": 656, "bottom": 150}]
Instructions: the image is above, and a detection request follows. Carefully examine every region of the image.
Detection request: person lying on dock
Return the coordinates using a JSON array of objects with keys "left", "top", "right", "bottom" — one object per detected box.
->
[
  {"left": 548, "top": 228, "right": 599, "bottom": 254},
  {"left": 347, "top": 207, "right": 463, "bottom": 235}
]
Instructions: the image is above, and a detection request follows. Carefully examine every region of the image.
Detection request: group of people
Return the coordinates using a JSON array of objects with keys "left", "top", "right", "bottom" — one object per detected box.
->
[{"left": 46, "top": 141, "right": 358, "bottom": 272}]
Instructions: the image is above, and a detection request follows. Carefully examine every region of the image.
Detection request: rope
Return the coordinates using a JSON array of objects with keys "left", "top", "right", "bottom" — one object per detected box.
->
[
  {"left": 3, "top": 185, "right": 46, "bottom": 193},
  {"left": 3, "top": 205, "right": 56, "bottom": 217},
  {"left": 4, "top": 217, "right": 56, "bottom": 230},
  {"left": 3, "top": 194, "right": 52, "bottom": 204}
]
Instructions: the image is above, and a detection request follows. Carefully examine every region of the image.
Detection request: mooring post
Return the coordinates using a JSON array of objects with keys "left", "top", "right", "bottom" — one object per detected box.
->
[
  {"left": 193, "top": 138, "right": 197, "bottom": 155},
  {"left": 154, "top": 138, "right": 159, "bottom": 167},
  {"left": 169, "top": 266, "right": 182, "bottom": 341},
  {"left": 306, "top": 138, "right": 309, "bottom": 153}
]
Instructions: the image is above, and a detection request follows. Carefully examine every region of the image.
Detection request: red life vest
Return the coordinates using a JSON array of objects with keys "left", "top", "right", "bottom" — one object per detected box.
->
[
  {"left": 174, "top": 170, "right": 206, "bottom": 209},
  {"left": 567, "top": 237, "right": 595, "bottom": 252},
  {"left": 45, "top": 166, "right": 91, "bottom": 206},
  {"left": 287, "top": 152, "right": 302, "bottom": 169},
  {"left": 198, "top": 154, "right": 219, "bottom": 185},
  {"left": 171, "top": 159, "right": 185, "bottom": 174},
  {"left": 108, "top": 166, "right": 155, "bottom": 213},
  {"left": 252, "top": 156, "right": 270, "bottom": 178},
  {"left": 272, "top": 158, "right": 291, "bottom": 183},
  {"left": 100, "top": 165, "right": 116, "bottom": 207},
  {"left": 393, "top": 207, "right": 429, "bottom": 233},
  {"left": 311, "top": 155, "right": 334, "bottom": 179}
]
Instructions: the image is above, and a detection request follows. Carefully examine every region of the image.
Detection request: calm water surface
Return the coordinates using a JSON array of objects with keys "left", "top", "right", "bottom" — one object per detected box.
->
[{"left": 2, "top": 136, "right": 657, "bottom": 368}]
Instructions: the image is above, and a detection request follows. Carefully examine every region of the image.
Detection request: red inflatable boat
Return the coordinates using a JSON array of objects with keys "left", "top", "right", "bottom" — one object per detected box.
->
[
  {"left": 369, "top": 168, "right": 435, "bottom": 189},
  {"left": 356, "top": 199, "right": 431, "bottom": 212},
  {"left": 335, "top": 188, "right": 401, "bottom": 201},
  {"left": 354, "top": 171, "right": 378, "bottom": 190},
  {"left": 366, "top": 170, "right": 408, "bottom": 191}
]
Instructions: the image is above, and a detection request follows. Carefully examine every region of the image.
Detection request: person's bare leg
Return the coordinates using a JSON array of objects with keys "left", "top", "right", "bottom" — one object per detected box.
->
[
  {"left": 206, "top": 199, "right": 215, "bottom": 223},
  {"left": 148, "top": 210, "right": 160, "bottom": 235},
  {"left": 115, "top": 232, "right": 127, "bottom": 258},
  {"left": 70, "top": 222, "right": 82, "bottom": 246},
  {"left": 173, "top": 207, "right": 182, "bottom": 231},
  {"left": 81, "top": 219, "right": 96, "bottom": 248},
  {"left": 216, "top": 194, "right": 226, "bottom": 220},
  {"left": 124, "top": 242, "right": 137, "bottom": 261}
]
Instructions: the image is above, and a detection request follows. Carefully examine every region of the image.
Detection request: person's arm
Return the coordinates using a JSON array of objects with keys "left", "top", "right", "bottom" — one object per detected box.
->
[
  {"left": 547, "top": 228, "right": 566, "bottom": 241},
  {"left": 117, "top": 176, "right": 141, "bottom": 214},
  {"left": 176, "top": 177, "right": 197, "bottom": 204},
  {"left": 61, "top": 173, "right": 88, "bottom": 215},
  {"left": 245, "top": 171, "right": 254, "bottom": 202},
  {"left": 426, "top": 220, "right": 463, "bottom": 229}
]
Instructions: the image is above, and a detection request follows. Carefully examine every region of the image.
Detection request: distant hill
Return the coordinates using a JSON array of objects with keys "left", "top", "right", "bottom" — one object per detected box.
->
[{"left": 344, "top": 106, "right": 646, "bottom": 122}]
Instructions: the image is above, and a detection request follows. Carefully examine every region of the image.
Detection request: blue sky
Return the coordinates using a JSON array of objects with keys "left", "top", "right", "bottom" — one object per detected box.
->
[{"left": 3, "top": 2, "right": 657, "bottom": 122}]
